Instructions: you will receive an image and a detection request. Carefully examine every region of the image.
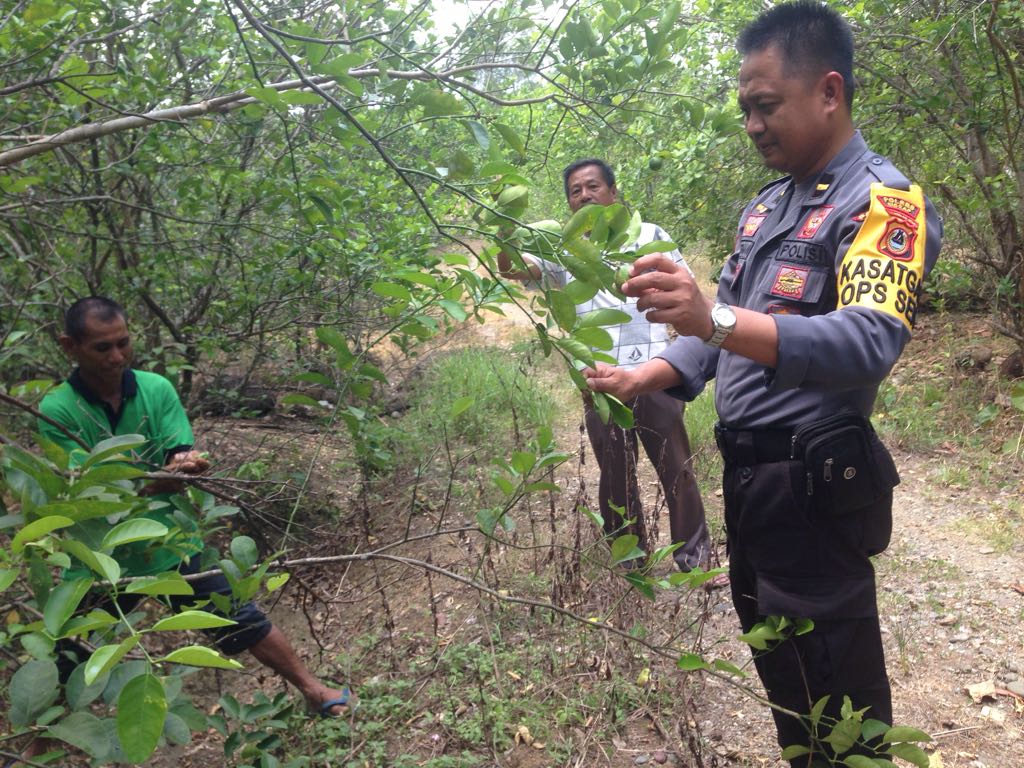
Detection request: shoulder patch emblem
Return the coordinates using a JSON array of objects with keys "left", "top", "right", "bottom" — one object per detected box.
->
[
  {"left": 742, "top": 213, "right": 767, "bottom": 237},
  {"left": 796, "top": 206, "right": 835, "bottom": 239},
  {"left": 837, "top": 183, "right": 927, "bottom": 330},
  {"left": 875, "top": 194, "right": 921, "bottom": 261},
  {"left": 770, "top": 265, "right": 809, "bottom": 299}
]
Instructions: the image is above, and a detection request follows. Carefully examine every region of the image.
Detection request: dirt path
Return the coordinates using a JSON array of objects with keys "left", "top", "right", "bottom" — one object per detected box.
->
[{"left": 151, "top": 306, "right": 1023, "bottom": 768}]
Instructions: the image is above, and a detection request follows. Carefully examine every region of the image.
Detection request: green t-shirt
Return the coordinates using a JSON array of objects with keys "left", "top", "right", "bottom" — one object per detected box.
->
[{"left": 39, "top": 369, "right": 201, "bottom": 576}]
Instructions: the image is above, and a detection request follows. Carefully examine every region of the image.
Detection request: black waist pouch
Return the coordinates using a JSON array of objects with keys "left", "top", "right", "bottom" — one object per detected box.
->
[{"left": 791, "top": 411, "right": 900, "bottom": 515}]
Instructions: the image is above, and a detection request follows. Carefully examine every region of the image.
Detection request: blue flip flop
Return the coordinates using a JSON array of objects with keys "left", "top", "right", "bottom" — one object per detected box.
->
[{"left": 315, "top": 686, "right": 359, "bottom": 718}]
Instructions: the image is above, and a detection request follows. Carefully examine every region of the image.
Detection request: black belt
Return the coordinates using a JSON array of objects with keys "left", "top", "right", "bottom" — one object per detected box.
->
[{"left": 714, "top": 423, "right": 795, "bottom": 465}]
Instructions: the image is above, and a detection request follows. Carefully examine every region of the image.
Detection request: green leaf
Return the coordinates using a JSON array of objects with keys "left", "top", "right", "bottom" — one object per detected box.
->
[
  {"left": 36, "top": 500, "right": 132, "bottom": 522},
  {"left": 62, "top": 540, "right": 121, "bottom": 583},
  {"left": 609, "top": 534, "right": 643, "bottom": 565},
  {"left": 824, "top": 717, "right": 861, "bottom": 754},
  {"left": 510, "top": 451, "right": 537, "bottom": 475},
  {"left": 809, "top": 694, "right": 830, "bottom": 726},
  {"left": 265, "top": 573, "right": 290, "bottom": 592},
  {"left": 0, "top": 567, "right": 19, "bottom": 592},
  {"left": 65, "top": 662, "right": 110, "bottom": 710},
  {"left": 81, "top": 434, "right": 146, "bottom": 469},
  {"left": 163, "top": 711, "right": 191, "bottom": 745},
  {"left": 860, "top": 718, "right": 890, "bottom": 742},
  {"left": 562, "top": 204, "right": 601, "bottom": 240},
  {"left": 101, "top": 519, "right": 169, "bottom": 551},
  {"left": 564, "top": 279, "right": 599, "bottom": 304},
  {"left": 149, "top": 610, "right": 237, "bottom": 632},
  {"left": 84, "top": 636, "right": 140, "bottom": 685},
  {"left": 577, "top": 308, "right": 631, "bottom": 328},
  {"left": 60, "top": 609, "right": 119, "bottom": 639},
  {"left": 607, "top": 395, "right": 635, "bottom": 429},
  {"left": 450, "top": 396, "right": 474, "bottom": 419},
  {"left": 230, "top": 535, "right": 258, "bottom": 570},
  {"left": 416, "top": 88, "right": 463, "bottom": 117},
  {"left": 12, "top": 515, "right": 74, "bottom": 553},
  {"left": 280, "top": 90, "right": 323, "bottom": 105},
  {"left": 46, "top": 711, "right": 112, "bottom": 758},
  {"left": 882, "top": 726, "right": 932, "bottom": 743},
  {"left": 43, "top": 577, "right": 94, "bottom": 636},
  {"left": 160, "top": 645, "right": 245, "bottom": 670},
  {"left": 885, "top": 742, "right": 930, "bottom": 767},
  {"left": 371, "top": 281, "right": 412, "bottom": 301},
  {"left": 21, "top": 631, "right": 55, "bottom": 659},
  {"left": 74, "top": 463, "right": 146, "bottom": 484},
  {"left": 124, "top": 573, "right": 194, "bottom": 596},
  {"left": 245, "top": 86, "right": 285, "bottom": 108},
  {"left": 1009, "top": 381, "right": 1024, "bottom": 411},
  {"left": 573, "top": 326, "right": 613, "bottom": 351},
  {"left": 307, "top": 193, "right": 334, "bottom": 224},
  {"left": 448, "top": 148, "right": 476, "bottom": 180},
  {"left": 634, "top": 239, "right": 677, "bottom": 256},
  {"left": 711, "top": 658, "right": 747, "bottom": 677},
  {"left": 463, "top": 119, "right": 490, "bottom": 149},
  {"left": 117, "top": 673, "right": 167, "bottom": 763},
  {"left": 547, "top": 291, "right": 578, "bottom": 331},
  {"left": 840, "top": 757, "right": 879, "bottom": 768},
  {"left": 439, "top": 299, "right": 468, "bottom": 321},
  {"left": 493, "top": 123, "right": 525, "bottom": 154},
  {"left": 676, "top": 653, "right": 709, "bottom": 671},
  {"left": 780, "top": 745, "right": 811, "bottom": 760},
  {"left": 592, "top": 391, "right": 611, "bottom": 423},
  {"left": 8, "top": 659, "right": 59, "bottom": 727},
  {"left": 479, "top": 161, "right": 517, "bottom": 176},
  {"left": 556, "top": 337, "right": 594, "bottom": 367}
]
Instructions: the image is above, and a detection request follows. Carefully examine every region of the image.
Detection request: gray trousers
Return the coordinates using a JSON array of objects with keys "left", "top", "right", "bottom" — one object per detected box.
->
[{"left": 584, "top": 390, "right": 710, "bottom": 570}]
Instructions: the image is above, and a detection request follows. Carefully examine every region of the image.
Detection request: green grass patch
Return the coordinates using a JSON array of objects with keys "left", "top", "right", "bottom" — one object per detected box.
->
[{"left": 399, "top": 345, "right": 559, "bottom": 465}]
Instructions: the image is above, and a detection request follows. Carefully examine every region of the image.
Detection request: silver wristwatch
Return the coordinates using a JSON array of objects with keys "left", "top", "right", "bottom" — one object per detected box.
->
[{"left": 706, "top": 302, "right": 737, "bottom": 348}]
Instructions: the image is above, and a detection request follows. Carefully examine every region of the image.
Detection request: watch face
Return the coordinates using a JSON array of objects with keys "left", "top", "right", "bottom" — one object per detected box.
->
[{"left": 712, "top": 303, "right": 736, "bottom": 329}]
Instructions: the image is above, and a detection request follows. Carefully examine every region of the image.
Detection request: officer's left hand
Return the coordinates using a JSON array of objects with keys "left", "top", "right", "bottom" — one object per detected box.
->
[{"left": 623, "top": 254, "right": 714, "bottom": 339}]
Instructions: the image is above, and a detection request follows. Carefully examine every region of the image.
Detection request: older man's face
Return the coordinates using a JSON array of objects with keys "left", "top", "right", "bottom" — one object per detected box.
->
[{"left": 565, "top": 164, "right": 617, "bottom": 212}]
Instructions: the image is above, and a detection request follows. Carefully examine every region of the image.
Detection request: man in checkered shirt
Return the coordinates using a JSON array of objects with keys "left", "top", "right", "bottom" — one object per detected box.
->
[{"left": 498, "top": 159, "right": 712, "bottom": 572}]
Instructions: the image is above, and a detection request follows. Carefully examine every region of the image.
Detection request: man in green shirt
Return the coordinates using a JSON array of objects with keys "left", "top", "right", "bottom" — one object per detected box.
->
[{"left": 39, "top": 296, "right": 354, "bottom": 718}]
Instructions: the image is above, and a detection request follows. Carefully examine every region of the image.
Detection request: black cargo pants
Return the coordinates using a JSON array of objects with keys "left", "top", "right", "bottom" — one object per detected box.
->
[{"left": 717, "top": 425, "right": 893, "bottom": 767}]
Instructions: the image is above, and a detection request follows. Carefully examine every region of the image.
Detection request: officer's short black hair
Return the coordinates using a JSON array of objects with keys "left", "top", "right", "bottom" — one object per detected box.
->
[
  {"left": 737, "top": 1, "right": 855, "bottom": 108},
  {"left": 562, "top": 158, "right": 616, "bottom": 201},
  {"left": 65, "top": 296, "right": 128, "bottom": 342}
]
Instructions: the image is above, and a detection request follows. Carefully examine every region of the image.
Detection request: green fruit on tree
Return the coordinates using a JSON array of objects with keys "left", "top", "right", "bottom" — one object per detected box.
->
[{"left": 648, "top": 156, "right": 663, "bottom": 171}]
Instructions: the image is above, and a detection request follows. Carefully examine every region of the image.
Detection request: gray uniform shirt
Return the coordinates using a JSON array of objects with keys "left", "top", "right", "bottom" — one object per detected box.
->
[{"left": 658, "top": 132, "right": 943, "bottom": 428}]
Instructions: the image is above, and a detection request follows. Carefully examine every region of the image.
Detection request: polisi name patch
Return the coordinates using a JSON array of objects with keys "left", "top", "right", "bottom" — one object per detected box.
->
[{"left": 776, "top": 240, "right": 828, "bottom": 265}]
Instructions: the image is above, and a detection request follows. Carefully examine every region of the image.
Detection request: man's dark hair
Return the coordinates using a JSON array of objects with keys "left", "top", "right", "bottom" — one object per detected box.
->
[
  {"left": 562, "top": 158, "right": 616, "bottom": 200},
  {"left": 64, "top": 296, "right": 128, "bottom": 342},
  {"left": 737, "top": 1, "right": 855, "bottom": 108}
]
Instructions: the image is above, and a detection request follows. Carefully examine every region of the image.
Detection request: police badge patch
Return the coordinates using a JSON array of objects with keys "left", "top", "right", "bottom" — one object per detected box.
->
[
  {"left": 770, "top": 265, "right": 809, "bottom": 299},
  {"left": 796, "top": 205, "right": 834, "bottom": 239},
  {"left": 743, "top": 213, "right": 767, "bottom": 237}
]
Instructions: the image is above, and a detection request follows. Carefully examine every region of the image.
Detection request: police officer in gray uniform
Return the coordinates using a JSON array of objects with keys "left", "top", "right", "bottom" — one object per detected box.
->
[{"left": 584, "top": 2, "right": 942, "bottom": 764}]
